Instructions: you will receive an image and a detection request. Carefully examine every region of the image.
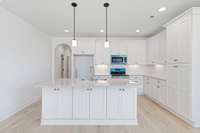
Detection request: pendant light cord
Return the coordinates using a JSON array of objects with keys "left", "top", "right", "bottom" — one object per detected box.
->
[
  {"left": 106, "top": 6, "right": 108, "bottom": 41},
  {"left": 73, "top": 6, "right": 76, "bottom": 40}
]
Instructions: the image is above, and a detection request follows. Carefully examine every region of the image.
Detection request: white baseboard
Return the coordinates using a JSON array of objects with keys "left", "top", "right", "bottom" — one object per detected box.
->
[
  {"left": 144, "top": 95, "right": 196, "bottom": 127},
  {"left": 0, "top": 96, "right": 41, "bottom": 122},
  {"left": 41, "top": 119, "right": 138, "bottom": 126}
]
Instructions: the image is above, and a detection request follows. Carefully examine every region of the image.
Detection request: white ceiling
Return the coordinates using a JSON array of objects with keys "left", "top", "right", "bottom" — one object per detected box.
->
[{"left": 1, "top": 0, "right": 200, "bottom": 37}]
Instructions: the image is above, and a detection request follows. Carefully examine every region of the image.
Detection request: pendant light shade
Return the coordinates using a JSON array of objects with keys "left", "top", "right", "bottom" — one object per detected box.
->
[
  {"left": 104, "top": 3, "right": 110, "bottom": 48},
  {"left": 72, "top": 39, "right": 77, "bottom": 47},
  {"left": 71, "top": 2, "right": 78, "bottom": 47}
]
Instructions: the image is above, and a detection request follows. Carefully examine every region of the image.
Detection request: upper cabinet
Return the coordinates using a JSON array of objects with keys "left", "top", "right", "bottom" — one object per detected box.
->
[
  {"left": 165, "top": 14, "right": 192, "bottom": 64},
  {"left": 94, "top": 39, "right": 146, "bottom": 65},
  {"left": 110, "top": 40, "right": 128, "bottom": 55},
  {"left": 94, "top": 40, "right": 111, "bottom": 65},
  {"left": 72, "top": 39, "right": 95, "bottom": 55},
  {"left": 127, "top": 40, "right": 146, "bottom": 65},
  {"left": 147, "top": 30, "right": 166, "bottom": 65}
]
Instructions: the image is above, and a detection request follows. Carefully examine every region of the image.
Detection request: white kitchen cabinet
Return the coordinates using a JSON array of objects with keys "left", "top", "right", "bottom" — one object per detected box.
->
[
  {"left": 147, "top": 31, "right": 166, "bottom": 64},
  {"left": 73, "top": 39, "right": 95, "bottom": 55},
  {"left": 144, "top": 77, "right": 154, "bottom": 97},
  {"left": 167, "top": 64, "right": 179, "bottom": 112},
  {"left": 143, "top": 77, "right": 149, "bottom": 95},
  {"left": 159, "top": 80, "right": 167, "bottom": 105},
  {"left": 90, "top": 87, "right": 106, "bottom": 119},
  {"left": 110, "top": 40, "right": 128, "bottom": 55},
  {"left": 73, "top": 87, "right": 90, "bottom": 119},
  {"left": 73, "top": 86, "right": 107, "bottom": 120},
  {"left": 128, "top": 40, "right": 146, "bottom": 64},
  {"left": 166, "top": 14, "right": 191, "bottom": 64},
  {"left": 129, "top": 76, "right": 144, "bottom": 95},
  {"left": 94, "top": 40, "right": 110, "bottom": 65},
  {"left": 42, "top": 88, "right": 72, "bottom": 120},
  {"left": 42, "top": 88, "right": 59, "bottom": 119},
  {"left": 144, "top": 77, "right": 167, "bottom": 106},
  {"left": 107, "top": 87, "right": 136, "bottom": 120},
  {"left": 167, "top": 64, "right": 191, "bottom": 119}
]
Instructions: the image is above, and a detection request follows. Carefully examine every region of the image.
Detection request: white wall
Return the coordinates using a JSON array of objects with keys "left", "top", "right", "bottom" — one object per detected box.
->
[
  {"left": 192, "top": 10, "right": 200, "bottom": 127},
  {"left": 0, "top": 7, "right": 52, "bottom": 121}
]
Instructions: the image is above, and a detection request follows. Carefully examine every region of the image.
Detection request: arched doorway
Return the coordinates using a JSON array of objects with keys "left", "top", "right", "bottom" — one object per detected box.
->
[{"left": 54, "top": 44, "right": 72, "bottom": 79}]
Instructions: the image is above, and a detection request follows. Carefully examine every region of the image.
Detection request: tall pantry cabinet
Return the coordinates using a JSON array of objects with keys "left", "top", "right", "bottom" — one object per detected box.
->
[{"left": 164, "top": 7, "right": 200, "bottom": 127}]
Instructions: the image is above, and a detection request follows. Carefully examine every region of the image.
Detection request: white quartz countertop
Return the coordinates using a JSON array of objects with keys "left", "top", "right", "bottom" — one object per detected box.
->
[{"left": 37, "top": 79, "right": 138, "bottom": 88}]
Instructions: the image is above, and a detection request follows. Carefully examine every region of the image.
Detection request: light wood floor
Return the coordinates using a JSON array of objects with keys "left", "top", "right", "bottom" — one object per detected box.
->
[{"left": 0, "top": 96, "right": 200, "bottom": 133}]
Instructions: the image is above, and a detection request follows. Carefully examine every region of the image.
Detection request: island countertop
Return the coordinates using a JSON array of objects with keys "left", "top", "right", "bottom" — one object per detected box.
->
[{"left": 37, "top": 78, "right": 138, "bottom": 88}]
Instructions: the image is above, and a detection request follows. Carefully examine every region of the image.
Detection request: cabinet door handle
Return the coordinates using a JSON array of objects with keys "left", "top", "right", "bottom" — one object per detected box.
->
[
  {"left": 54, "top": 88, "right": 57, "bottom": 91},
  {"left": 57, "top": 88, "right": 60, "bottom": 91},
  {"left": 172, "top": 65, "right": 178, "bottom": 68},
  {"left": 173, "top": 59, "right": 179, "bottom": 62}
]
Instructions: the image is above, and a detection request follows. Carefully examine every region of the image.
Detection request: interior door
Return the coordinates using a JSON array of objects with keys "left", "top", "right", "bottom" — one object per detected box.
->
[{"left": 74, "top": 55, "right": 94, "bottom": 80}]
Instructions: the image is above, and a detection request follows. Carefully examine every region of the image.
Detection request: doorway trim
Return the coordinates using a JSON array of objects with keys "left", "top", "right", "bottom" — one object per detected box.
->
[{"left": 52, "top": 43, "right": 72, "bottom": 80}]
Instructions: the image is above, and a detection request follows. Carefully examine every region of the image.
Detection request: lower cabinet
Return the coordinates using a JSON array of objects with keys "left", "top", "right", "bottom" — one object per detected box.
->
[
  {"left": 167, "top": 64, "right": 192, "bottom": 120},
  {"left": 107, "top": 87, "right": 136, "bottom": 120},
  {"left": 144, "top": 64, "right": 192, "bottom": 122},
  {"left": 42, "top": 86, "right": 136, "bottom": 121},
  {"left": 42, "top": 87, "right": 72, "bottom": 120},
  {"left": 73, "top": 87, "right": 107, "bottom": 120},
  {"left": 73, "top": 87, "right": 90, "bottom": 119},
  {"left": 144, "top": 77, "right": 167, "bottom": 106},
  {"left": 89, "top": 87, "right": 107, "bottom": 119}
]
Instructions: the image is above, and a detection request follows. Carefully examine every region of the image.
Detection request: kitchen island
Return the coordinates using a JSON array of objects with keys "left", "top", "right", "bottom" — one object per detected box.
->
[{"left": 39, "top": 79, "right": 138, "bottom": 125}]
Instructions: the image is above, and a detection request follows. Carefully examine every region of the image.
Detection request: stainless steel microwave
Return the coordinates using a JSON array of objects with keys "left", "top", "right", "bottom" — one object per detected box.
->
[{"left": 111, "top": 55, "right": 128, "bottom": 65}]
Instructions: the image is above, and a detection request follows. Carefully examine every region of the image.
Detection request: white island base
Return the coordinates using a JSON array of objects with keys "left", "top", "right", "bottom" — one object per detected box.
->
[{"left": 40, "top": 79, "right": 138, "bottom": 126}]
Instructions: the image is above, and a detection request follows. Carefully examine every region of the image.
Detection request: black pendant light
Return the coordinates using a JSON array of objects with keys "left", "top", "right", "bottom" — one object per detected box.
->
[
  {"left": 71, "top": 2, "right": 78, "bottom": 47},
  {"left": 104, "top": 3, "right": 110, "bottom": 48}
]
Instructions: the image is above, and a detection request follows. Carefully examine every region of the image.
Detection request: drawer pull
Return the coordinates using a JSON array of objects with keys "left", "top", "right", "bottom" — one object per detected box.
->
[
  {"left": 173, "top": 65, "right": 178, "bottom": 68},
  {"left": 173, "top": 59, "right": 179, "bottom": 62}
]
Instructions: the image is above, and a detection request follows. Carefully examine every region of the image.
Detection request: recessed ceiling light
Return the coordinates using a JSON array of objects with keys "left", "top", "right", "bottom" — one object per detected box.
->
[
  {"left": 64, "top": 29, "right": 69, "bottom": 33},
  {"left": 136, "top": 29, "right": 140, "bottom": 33},
  {"left": 100, "top": 29, "right": 104, "bottom": 33},
  {"left": 158, "top": 7, "right": 167, "bottom": 12}
]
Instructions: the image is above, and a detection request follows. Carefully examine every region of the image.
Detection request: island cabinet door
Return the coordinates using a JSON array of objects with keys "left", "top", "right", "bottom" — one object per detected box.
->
[
  {"left": 73, "top": 87, "right": 90, "bottom": 120},
  {"left": 58, "top": 88, "right": 73, "bottom": 119},
  {"left": 90, "top": 87, "right": 106, "bottom": 120},
  {"left": 42, "top": 88, "right": 59, "bottom": 119},
  {"left": 120, "top": 87, "right": 136, "bottom": 119},
  {"left": 107, "top": 87, "right": 136, "bottom": 120}
]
